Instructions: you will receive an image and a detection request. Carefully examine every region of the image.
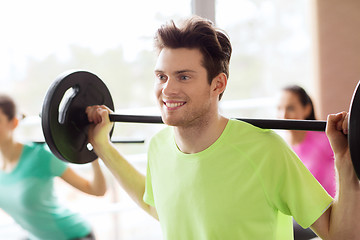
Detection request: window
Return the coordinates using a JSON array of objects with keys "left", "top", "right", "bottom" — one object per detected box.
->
[
  {"left": 0, "top": 0, "right": 191, "bottom": 239},
  {"left": 216, "top": 0, "right": 314, "bottom": 119}
]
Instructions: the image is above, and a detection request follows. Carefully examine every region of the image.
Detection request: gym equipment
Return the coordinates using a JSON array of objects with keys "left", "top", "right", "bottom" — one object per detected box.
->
[
  {"left": 42, "top": 70, "right": 114, "bottom": 164},
  {"left": 33, "top": 139, "right": 144, "bottom": 144},
  {"left": 41, "top": 70, "right": 360, "bottom": 179}
]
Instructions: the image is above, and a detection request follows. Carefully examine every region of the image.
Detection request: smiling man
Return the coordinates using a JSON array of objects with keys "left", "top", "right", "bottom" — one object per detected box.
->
[
  {"left": 154, "top": 47, "right": 228, "bottom": 145},
  {"left": 86, "top": 16, "right": 360, "bottom": 239}
]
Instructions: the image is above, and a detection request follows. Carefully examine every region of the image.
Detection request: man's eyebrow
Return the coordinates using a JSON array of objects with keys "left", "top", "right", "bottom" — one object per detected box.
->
[
  {"left": 175, "top": 70, "right": 196, "bottom": 74},
  {"left": 154, "top": 69, "right": 196, "bottom": 74}
]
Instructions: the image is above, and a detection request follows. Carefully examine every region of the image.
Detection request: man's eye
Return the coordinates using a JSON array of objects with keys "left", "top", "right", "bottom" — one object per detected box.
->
[
  {"left": 157, "top": 75, "right": 167, "bottom": 81},
  {"left": 180, "top": 76, "right": 190, "bottom": 80}
]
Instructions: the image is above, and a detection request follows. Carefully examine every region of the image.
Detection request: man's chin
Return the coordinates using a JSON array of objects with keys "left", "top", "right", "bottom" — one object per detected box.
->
[
  {"left": 163, "top": 119, "right": 180, "bottom": 126},
  {"left": 161, "top": 115, "right": 183, "bottom": 127}
]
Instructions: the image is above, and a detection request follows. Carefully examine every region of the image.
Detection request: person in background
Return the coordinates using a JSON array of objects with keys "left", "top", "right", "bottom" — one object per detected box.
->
[
  {"left": 0, "top": 94, "right": 107, "bottom": 240},
  {"left": 277, "top": 85, "right": 335, "bottom": 240}
]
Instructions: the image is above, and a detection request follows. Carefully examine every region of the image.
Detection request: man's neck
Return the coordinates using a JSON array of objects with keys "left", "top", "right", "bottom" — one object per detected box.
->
[{"left": 174, "top": 114, "right": 229, "bottom": 154}]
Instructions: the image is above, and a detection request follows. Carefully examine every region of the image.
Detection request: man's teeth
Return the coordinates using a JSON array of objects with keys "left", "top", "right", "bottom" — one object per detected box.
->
[{"left": 166, "top": 102, "right": 184, "bottom": 108}]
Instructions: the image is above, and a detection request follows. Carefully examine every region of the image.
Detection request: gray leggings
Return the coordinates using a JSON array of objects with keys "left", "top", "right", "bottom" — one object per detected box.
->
[
  {"left": 25, "top": 230, "right": 96, "bottom": 240},
  {"left": 71, "top": 231, "right": 96, "bottom": 240},
  {"left": 293, "top": 219, "right": 317, "bottom": 240}
]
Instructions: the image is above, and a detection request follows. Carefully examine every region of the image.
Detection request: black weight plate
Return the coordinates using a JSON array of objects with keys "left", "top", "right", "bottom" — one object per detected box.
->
[
  {"left": 42, "top": 70, "right": 114, "bottom": 164},
  {"left": 349, "top": 80, "right": 360, "bottom": 179}
]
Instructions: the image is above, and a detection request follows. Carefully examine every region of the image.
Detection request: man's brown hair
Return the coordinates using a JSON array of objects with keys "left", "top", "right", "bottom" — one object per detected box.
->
[{"left": 154, "top": 16, "right": 232, "bottom": 100}]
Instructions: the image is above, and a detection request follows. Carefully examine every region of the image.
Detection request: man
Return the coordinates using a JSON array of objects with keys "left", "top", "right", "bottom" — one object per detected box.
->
[{"left": 86, "top": 16, "right": 360, "bottom": 239}]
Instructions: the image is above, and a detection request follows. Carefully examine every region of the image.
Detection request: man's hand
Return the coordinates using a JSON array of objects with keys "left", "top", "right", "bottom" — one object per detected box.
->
[
  {"left": 86, "top": 105, "right": 114, "bottom": 150},
  {"left": 326, "top": 112, "right": 352, "bottom": 175}
]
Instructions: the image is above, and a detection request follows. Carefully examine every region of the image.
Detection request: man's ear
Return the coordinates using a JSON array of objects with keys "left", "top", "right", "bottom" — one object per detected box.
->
[{"left": 212, "top": 73, "right": 227, "bottom": 97}]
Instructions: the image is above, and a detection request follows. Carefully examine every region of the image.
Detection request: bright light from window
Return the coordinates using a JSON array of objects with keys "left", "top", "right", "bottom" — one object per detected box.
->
[{"left": 0, "top": 0, "right": 191, "bottom": 83}]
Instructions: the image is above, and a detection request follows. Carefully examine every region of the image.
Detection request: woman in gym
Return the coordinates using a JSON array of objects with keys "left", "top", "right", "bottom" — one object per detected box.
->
[{"left": 0, "top": 94, "right": 107, "bottom": 240}]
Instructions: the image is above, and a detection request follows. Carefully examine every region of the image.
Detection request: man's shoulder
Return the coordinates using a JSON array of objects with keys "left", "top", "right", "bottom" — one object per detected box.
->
[
  {"left": 228, "top": 119, "right": 282, "bottom": 142},
  {"left": 226, "top": 119, "right": 291, "bottom": 158}
]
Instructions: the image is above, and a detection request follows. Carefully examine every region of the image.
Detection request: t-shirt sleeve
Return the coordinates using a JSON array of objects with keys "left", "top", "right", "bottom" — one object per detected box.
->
[
  {"left": 143, "top": 156, "right": 155, "bottom": 207},
  {"left": 42, "top": 144, "right": 68, "bottom": 177},
  {"left": 260, "top": 131, "right": 333, "bottom": 229}
]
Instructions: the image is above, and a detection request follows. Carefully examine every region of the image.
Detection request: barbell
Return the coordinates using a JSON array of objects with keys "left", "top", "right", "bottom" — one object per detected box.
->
[
  {"left": 41, "top": 70, "right": 360, "bottom": 179},
  {"left": 33, "top": 139, "right": 145, "bottom": 144}
]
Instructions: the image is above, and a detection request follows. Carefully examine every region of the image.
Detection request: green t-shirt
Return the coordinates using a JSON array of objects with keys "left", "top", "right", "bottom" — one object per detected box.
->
[
  {"left": 144, "top": 119, "right": 333, "bottom": 240},
  {"left": 0, "top": 143, "right": 91, "bottom": 240}
]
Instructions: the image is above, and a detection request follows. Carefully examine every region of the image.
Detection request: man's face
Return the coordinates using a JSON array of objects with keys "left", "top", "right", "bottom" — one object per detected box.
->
[{"left": 154, "top": 48, "right": 217, "bottom": 127}]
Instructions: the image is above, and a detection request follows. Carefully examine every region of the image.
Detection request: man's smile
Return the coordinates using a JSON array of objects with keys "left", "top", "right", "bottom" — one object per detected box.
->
[{"left": 163, "top": 100, "right": 186, "bottom": 109}]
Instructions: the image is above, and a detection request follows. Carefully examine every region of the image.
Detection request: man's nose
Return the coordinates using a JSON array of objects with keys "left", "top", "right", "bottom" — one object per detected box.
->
[{"left": 162, "top": 78, "right": 178, "bottom": 96}]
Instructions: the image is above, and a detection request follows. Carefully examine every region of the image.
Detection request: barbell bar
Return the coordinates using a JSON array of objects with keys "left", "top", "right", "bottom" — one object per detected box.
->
[
  {"left": 33, "top": 139, "right": 145, "bottom": 144},
  {"left": 109, "top": 114, "right": 326, "bottom": 131},
  {"left": 41, "top": 70, "right": 360, "bottom": 179}
]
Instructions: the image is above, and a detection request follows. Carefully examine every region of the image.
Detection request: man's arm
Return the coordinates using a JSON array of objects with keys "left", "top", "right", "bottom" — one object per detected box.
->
[
  {"left": 311, "top": 112, "right": 360, "bottom": 239},
  {"left": 86, "top": 105, "right": 158, "bottom": 220}
]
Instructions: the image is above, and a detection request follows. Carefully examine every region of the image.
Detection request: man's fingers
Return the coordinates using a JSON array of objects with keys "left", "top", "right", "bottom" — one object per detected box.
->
[
  {"left": 343, "top": 113, "right": 349, "bottom": 135},
  {"left": 97, "top": 107, "right": 110, "bottom": 124},
  {"left": 335, "top": 112, "right": 348, "bottom": 133},
  {"left": 327, "top": 113, "right": 341, "bottom": 131},
  {"left": 86, "top": 105, "right": 103, "bottom": 124},
  {"left": 86, "top": 105, "right": 113, "bottom": 124},
  {"left": 326, "top": 112, "right": 349, "bottom": 136},
  {"left": 86, "top": 106, "right": 96, "bottom": 123}
]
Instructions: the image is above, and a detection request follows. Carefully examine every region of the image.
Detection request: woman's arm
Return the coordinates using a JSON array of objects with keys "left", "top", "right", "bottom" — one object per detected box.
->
[{"left": 60, "top": 159, "right": 107, "bottom": 196}]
